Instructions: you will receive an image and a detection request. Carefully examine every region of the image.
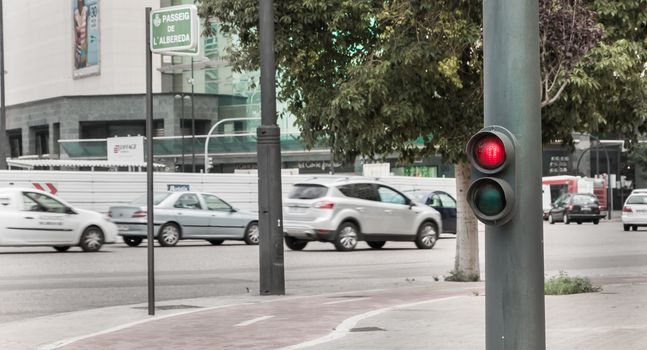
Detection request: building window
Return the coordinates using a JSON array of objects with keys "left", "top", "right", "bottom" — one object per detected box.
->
[
  {"left": 8, "top": 130, "right": 22, "bottom": 158},
  {"left": 33, "top": 127, "right": 49, "bottom": 156}
]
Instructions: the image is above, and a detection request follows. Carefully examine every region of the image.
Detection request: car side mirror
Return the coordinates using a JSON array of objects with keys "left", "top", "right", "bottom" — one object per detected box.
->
[
  {"left": 230, "top": 208, "right": 237, "bottom": 213},
  {"left": 66, "top": 207, "right": 77, "bottom": 215}
]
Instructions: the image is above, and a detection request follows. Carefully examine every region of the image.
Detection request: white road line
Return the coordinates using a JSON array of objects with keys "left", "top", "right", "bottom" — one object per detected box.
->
[
  {"left": 322, "top": 297, "right": 370, "bottom": 305},
  {"left": 39, "top": 302, "right": 254, "bottom": 350},
  {"left": 234, "top": 315, "right": 275, "bottom": 327},
  {"left": 278, "top": 296, "right": 465, "bottom": 350}
]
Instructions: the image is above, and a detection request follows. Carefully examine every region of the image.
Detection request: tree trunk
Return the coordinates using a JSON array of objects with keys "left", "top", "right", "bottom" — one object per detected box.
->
[{"left": 453, "top": 161, "right": 480, "bottom": 280}]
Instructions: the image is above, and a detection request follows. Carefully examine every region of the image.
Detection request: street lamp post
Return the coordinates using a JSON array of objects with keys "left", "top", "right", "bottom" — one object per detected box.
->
[
  {"left": 203, "top": 117, "right": 261, "bottom": 172},
  {"left": 0, "top": 0, "right": 7, "bottom": 170},
  {"left": 174, "top": 94, "right": 190, "bottom": 172},
  {"left": 190, "top": 57, "right": 196, "bottom": 173},
  {"left": 574, "top": 135, "right": 613, "bottom": 219}
]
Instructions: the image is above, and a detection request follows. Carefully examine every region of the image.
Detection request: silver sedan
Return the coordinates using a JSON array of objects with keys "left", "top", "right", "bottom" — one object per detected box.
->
[{"left": 109, "top": 192, "right": 259, "bottom": 247}]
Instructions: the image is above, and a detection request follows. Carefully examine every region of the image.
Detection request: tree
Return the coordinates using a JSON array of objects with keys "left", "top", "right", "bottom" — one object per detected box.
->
[
  {"left": 541, "top": 0, "right": 646, "bottom": 145},
  {"left": 539, "top": 0, "right": 603, "bottom": 108},
  {"left": 199, "top": 0, "right": 485, "bottom": 280},
  {"left": 197, "top": 0, "right": 643, "bottom": 281}
]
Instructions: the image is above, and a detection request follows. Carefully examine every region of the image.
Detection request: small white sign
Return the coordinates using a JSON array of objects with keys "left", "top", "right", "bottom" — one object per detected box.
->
[
  {"left": 363, "top": 163, "right": 391, "bottom": 177},
  {"left": 107, "top": 136, "right": 145, "bottom": 164}
]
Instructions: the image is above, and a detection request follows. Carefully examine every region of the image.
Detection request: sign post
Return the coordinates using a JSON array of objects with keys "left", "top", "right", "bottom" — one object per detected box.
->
[{"left": 143, "top": 4, "right": 198, "bottom": 316}]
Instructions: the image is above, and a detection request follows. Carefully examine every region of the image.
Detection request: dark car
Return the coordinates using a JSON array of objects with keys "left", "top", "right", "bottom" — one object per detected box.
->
[
  {"left": 548, "top": 193, "right": 604, "bottom": 225},
  {"left": 404, "top": 190, "right": 457, "bottom": 234}
]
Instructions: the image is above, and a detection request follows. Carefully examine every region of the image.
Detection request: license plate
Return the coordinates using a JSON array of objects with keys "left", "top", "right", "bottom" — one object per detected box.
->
[
  {"left": 581, "top": 208, "right": 591, "bottom": 212},
  {"left": 118, "top": 225, "right": 129, "bottom": 231}
]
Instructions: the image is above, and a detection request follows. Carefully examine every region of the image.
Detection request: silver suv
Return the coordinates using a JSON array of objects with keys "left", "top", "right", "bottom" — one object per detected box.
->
[{"left": 283, "top": 178, "right": 442, "bottom": 251}]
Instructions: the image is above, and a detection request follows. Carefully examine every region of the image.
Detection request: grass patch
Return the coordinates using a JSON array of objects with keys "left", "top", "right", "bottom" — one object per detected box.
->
[
  {"left": 445, "top": 270, "right": 480, "bottom": 282},
  {"left": 544, "top": 272, "right": 601, "bottom": 295}
]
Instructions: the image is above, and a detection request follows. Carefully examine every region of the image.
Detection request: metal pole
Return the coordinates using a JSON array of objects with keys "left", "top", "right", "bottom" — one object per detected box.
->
[
  {"left": 257, "top": 0, "right": 285, "bottom": 295},
  {"left": 191, "top": 58, "right": 195, "bottom": 173},
  {"left": 483, "top": 0, "right": 545, "bottom": 349},
  {"left": 203, "top": 117, "right": 261, "bottom": 172},
  {"left": 0, "top": 0, "right": 7, "bottom": 169},
  {"left": 145, "top": 7, "right": 155, "bottom": 316},
  {"left": 589, "top": 135, "right": 612, "bottom": 219},
  {"left": 596, "top": 145, "right": 601, "bottom": 177},
  {"left": 181, "top": 94, "right": 185, "bottom": 172}
]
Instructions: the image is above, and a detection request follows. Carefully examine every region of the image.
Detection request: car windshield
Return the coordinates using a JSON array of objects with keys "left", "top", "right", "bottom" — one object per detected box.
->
[
  {"left": 288, "top": 184, "right": 328, "bottom": 199},
  {"left": 132, "top": 193, "right": 172, "bottom": 206},
  {"left": 626, "top": 195, "right": 647, "bottom": 205},
  {"left": 572, "top": 195, "right": 598, "bottom": 205}
]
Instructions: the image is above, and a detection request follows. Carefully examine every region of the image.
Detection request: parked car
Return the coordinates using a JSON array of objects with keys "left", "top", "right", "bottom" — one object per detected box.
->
[
  {"left": 0, "top": 187, "right": 117, "bottom": 252},
  {"left": 547, "top": 193, "right": 604, "bottom": 225},
  {"left": 621, "top": 190, "right": 647, "bottom": 231},
  {"left": 283, "top": 178, "right": 442, "bottom": 251},
  {"left": 109, "top": 192, "right": 259, "bottom": 247},
  {"left": 403, "top": 190, "right": 457, "bottom": 234}
]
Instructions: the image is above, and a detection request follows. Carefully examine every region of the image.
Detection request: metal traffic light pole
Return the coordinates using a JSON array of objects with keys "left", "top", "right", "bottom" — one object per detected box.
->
[{"left": 483, "top": 0, "right": 545, "bottom": 349}]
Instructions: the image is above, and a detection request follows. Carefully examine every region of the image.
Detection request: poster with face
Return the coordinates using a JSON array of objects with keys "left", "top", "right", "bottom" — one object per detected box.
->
[{"left": 73, "top": 0, "right": 100, "bottom": 78}]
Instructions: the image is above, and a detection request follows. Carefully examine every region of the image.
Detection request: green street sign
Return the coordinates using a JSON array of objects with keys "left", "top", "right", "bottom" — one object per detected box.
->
[{"left": 150, "top": 5, "right": 198, "bottom": 53}]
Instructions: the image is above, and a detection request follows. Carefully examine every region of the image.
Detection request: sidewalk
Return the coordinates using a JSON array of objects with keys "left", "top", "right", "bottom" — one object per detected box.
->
[{"left": 0, "top": 279, "right": 645, "bottom": 350}]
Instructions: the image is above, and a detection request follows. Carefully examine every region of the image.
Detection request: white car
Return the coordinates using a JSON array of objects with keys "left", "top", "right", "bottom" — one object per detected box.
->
[
  {"left": 283, "top": 178, "right": 442, "bottom": 251},
  {"left": 0, "top": 187, "right": 117, "bottom": 252},
  {"left": 622, "top": 190, "right": 647, "bottom": 231}
]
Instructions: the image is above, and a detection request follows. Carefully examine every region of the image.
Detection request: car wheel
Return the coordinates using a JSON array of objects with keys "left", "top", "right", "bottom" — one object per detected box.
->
[
  {"left": 243, "top": 222, "right": 260, "bottom": 245},
  {"left": 549, "top": 214, "right": 555, "bottom": 224},
  {"left": 158, "top": 223, "right": 180, "bottom": 247},
  {"left": 624, "top": 224, "right": 630, "bottom": 231},
  {"left": 123, "top": 236, "right": 143, "bottom": 247},
  {"left": 53, "top": 246, "right": 70, "bottom": 252},
  {"left": 79, "top": 226, "right": 104, "bottom": 252},
  {"left": 593, "top": 219, "right": 599, "bottom": 225},
  {"left": 284, "top": 236, "right": 308, "bottom": 251},
  {"left": 563, "top": 214, "right": 570, "bottom": 225},
  {"left": 577, "top": 221, "right": 582, "bottom": 225},
  {"left": 367, "top": 241, "right": 386, "bottom": 249},
  {"left": 632, "top": 225, "right": 638, "bottom": 231},
  {"left": 208, "top": 239, "right": 224, "bottom": 246},
  {"left": 334, "top": 222, "right": 359, "bottom": 251},
  {"left": 415, "top": 221, "right": 438, "bottom": 249}
]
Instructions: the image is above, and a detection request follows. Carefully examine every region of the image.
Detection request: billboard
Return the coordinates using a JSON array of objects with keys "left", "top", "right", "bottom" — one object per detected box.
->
[
  {"left": 107, "top": 136, "right": 145, "bottom": 164},
  {"left": 73, "top": 0, "right": 100, "bottom": 78}
]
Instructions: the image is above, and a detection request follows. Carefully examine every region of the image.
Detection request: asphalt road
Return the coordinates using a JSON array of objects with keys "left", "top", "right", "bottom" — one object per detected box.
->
[{"left": 0, "top": 219, "right": 645, "bottom": 325}]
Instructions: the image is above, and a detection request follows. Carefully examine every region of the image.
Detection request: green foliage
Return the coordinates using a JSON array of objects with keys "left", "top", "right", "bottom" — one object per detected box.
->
[
  {"left": 542, "top": 0, "right": 647, "bottom": 146},
  {"left": 544, "top": 272, "right": 601, "bottom": 295},
  {"left": 444, "top": 269, "right": 480, "bottom": 282},
  {"left": 197, "top": 0, "right": 483, "bottom": 164},
  {"left": 198, "top": 0, "right": 644, "bottom": 164}
]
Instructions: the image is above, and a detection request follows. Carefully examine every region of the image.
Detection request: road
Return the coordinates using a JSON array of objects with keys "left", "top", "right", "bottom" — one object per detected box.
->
[{"left": 0, "top": 219, "right": 645, "bottom": 325}]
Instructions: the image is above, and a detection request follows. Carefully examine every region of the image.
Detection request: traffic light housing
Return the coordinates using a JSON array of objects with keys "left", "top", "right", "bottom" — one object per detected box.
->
[{"left": 466, "top": 126, "right": 517, "bottom": 226}]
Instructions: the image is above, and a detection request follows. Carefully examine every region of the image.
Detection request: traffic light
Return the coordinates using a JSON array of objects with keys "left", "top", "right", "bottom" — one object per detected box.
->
[{"left": 466, "top": 126, "right": 517, "bottom": 226}]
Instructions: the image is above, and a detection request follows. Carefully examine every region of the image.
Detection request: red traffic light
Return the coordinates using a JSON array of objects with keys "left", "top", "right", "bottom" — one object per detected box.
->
[
  {"left": 465, "top": 127, "right": 517, "bottom": 225},
  {"left": 474, "top": 135, "right": 506, "bottom": 169},
  {"left": 466, "top": 129, "right": 514, "bottom": 174}
]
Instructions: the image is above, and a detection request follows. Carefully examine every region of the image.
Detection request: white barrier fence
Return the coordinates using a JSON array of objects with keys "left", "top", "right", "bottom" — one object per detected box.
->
[{"left": 0, "top": 171, "right": 456, "bottom": 213}]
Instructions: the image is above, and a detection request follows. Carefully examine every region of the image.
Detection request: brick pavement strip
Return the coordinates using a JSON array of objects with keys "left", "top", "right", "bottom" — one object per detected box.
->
[{"left": 56, "top": 283, "right": 484, "bottom": 350}]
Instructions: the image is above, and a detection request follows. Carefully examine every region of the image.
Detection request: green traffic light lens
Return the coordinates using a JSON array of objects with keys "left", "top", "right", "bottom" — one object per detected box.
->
[{"left": 474, "top": 181, "right": 506, "bottom": 216}]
